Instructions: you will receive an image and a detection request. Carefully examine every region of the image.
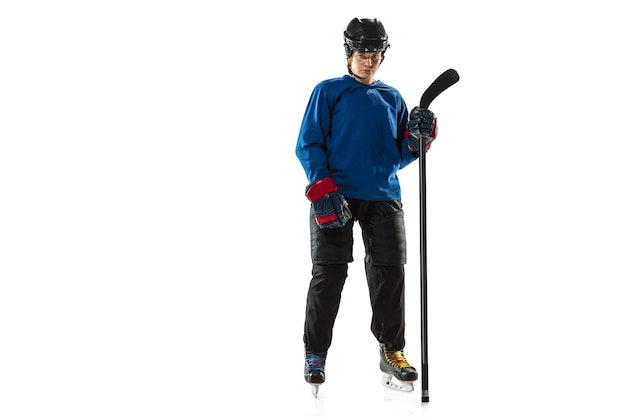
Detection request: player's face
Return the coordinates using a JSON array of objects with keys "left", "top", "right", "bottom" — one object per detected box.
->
[{"left": 349, "top": 51, "right": 382, "bottom": 84}]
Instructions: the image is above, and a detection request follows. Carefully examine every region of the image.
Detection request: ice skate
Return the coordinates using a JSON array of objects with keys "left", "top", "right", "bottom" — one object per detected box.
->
[
  {"left": 379, "top": 344, "right": 418, "bottom": 392},
  {"left": 304, "top": 347, "right": 326, "bottom": 397}
]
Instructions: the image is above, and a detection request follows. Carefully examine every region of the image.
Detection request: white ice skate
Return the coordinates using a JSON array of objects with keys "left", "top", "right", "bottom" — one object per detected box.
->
[
  {"left": 381, "top": 372, "right": 415, "bottom": 392},
  {"left": 379, "top": 344, "right": 418, "bottom": 393}
]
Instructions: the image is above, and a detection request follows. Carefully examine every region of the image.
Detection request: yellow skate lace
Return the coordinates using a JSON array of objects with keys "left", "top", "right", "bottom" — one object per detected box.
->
[{"left": 384, "top": 350, "right": 413, "bottom": 369}]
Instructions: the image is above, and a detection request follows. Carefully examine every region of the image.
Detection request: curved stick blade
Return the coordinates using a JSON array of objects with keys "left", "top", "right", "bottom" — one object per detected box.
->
[{"left": 419, "top": 69, "right": 460, "bottom": 109}]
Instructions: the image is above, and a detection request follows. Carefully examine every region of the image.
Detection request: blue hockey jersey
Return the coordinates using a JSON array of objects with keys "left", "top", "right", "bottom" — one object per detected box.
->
[{"left": 296, "top": 75, "right": 418, "bottom": 201}]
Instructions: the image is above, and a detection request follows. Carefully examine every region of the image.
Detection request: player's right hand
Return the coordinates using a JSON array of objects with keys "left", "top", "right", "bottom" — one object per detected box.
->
[{"left": 305, "top": 178, "right": 352, "bottom": 229}]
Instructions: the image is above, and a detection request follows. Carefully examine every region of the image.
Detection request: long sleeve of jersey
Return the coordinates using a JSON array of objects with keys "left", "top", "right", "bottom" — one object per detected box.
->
[
  {"left": 295, "top": 86, "right": 333, "bottom": 183},
  {"left": 296, "top": 75, "right": 418, "bottom": 201}
]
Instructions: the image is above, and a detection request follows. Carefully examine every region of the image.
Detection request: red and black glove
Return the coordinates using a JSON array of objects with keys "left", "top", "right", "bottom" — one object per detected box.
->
[
  {"left": 305, "top": 178, "right": 352, "bottom": 229},
  {"left": 407, "top": 108, "right": 437, "bottom": 153}
]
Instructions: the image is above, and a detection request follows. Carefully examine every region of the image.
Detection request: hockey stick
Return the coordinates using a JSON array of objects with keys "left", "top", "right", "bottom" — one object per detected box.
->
[{"left": 412, "top": 68, "right": 459, "bottom": 403}]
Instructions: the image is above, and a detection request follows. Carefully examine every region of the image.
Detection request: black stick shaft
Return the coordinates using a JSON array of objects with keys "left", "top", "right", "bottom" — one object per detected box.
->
[
  {"left": 419, "top": 134, "right": 430, "bottom": 403},
  {"left": 415, "top": 68, "right": 458, "bottom": 404}
]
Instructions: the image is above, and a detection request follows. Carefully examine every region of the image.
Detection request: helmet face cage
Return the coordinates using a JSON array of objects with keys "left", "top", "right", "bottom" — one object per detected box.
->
[{"left": 343, "top": 18, "right": 389, "bottom": 59}]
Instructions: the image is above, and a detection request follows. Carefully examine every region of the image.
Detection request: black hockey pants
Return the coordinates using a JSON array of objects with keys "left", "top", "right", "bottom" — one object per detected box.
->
[{"left": 303, "top": 198, "right": 408, "bottom": 353}]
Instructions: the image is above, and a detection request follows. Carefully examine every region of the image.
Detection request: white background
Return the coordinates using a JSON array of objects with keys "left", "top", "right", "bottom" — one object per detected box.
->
[{"left": 2, "top": 1, "right": 625, "bottom": 416}]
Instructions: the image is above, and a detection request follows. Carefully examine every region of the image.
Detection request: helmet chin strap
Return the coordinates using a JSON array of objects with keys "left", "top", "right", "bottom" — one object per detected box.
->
[{"left": 347, "top": 65, "right": 366, "bottom": 80}]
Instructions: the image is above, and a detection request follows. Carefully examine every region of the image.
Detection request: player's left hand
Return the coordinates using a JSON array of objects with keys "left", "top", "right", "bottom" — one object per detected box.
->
[
  {"left": 408, "top": 108, "right": 437, "bottom": 138},
  {"left": 407, "top": 108, "right": 437, "bottom": 153}
]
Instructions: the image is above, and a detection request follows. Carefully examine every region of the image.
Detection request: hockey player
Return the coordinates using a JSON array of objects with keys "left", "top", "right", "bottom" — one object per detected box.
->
[{"left": 295, "top": 17, "right": 438, "bottom": 396}]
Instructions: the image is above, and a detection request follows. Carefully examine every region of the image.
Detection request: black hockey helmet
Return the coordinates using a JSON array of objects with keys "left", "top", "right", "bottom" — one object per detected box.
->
[{"left": 343, "top": 18, "right": 389, "bottom": 59}]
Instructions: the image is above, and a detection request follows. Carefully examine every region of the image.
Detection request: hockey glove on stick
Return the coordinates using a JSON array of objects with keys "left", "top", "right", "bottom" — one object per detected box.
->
[
  {"left": 407, "top": 108, "right": 437, "bottom": 153},
  {"left": 305, "top": 178, "right": 352, "bottom": 229}
]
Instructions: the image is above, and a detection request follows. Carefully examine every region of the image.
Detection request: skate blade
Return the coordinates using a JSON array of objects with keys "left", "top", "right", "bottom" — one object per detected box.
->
[
  {"left": 381, "top": 372, "right": 415, "bottom": 393},
  {"left": 310, "top": 383, "right": 320, "bottom": 397}
]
